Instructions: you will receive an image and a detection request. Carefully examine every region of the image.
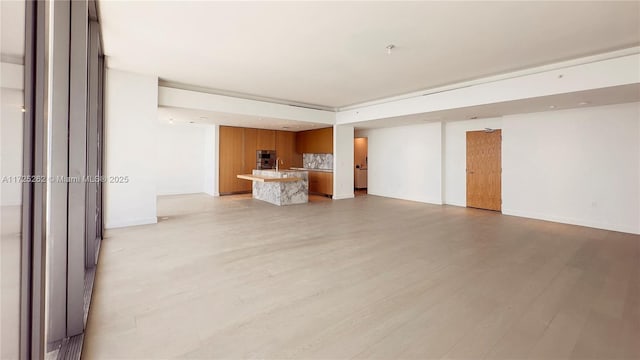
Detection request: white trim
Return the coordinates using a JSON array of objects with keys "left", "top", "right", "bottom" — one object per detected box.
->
[
  {"left": 159, "top": 80, "right": 335, "bottom": 112},
  {"left": 445, "top": 201, "right": 466, "bottom": 208},
  {"left": 502, "top": 208, "right": 640, "bottom": 235},
  {"left": 158, "top": 86, "right": 336, "bottom": 124},
  {"left": 338, "top": 46, "right": 640, "bottom": 111},
  {"left": 104, "top": 216, "right": 158, "bottom": 229},
  {"left": 367, "top": 192, "right": 443, "bottom": 206},
  {"left": 332, "top": 194, "right": 355, "bottom": 200}
]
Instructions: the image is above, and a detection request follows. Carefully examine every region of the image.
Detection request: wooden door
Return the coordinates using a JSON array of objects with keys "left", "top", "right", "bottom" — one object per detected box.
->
[
  {"left": 466, "top": 130, "right": 501, "bottom": 211},
  {"left": 219, "top": 126, "right": 245, "bottom": 194}
]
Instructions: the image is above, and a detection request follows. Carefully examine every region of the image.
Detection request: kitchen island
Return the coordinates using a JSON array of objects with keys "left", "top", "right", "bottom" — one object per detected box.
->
[
  {"left": 290, "top": 167, "right": 333, "bottom": 197},
  {"left": 237, "top": 169, "right": 308, "bottom": 206}
]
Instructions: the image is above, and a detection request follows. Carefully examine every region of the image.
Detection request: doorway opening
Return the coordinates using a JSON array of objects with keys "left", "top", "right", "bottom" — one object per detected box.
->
[
  {"left": 466, "top": 129, "right": 502, "bottom": 211},
  {"left": 354, "top": 137, "right": 368, "bottom": 196}
]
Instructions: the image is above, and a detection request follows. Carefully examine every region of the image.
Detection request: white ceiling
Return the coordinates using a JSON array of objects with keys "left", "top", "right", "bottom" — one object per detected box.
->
[
  {"left": 352, "top": 84, "right": 640, "bottom": 129},
  {"left": 157, "top": 106, "right": 328, "bottom": 131},
  {"left": 98, "top": 1, "right": 640, "bottom": 109},
  {"left": 158, "top": 84, "right": 640, "bottom": 131}
]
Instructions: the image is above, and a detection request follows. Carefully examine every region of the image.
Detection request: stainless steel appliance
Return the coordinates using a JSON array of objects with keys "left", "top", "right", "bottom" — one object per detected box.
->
[{"left": 256, "top": 150, "right": 276, "bottom": 170}]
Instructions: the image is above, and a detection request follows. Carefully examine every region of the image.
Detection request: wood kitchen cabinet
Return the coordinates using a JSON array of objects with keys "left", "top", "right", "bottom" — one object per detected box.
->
[
  {"left": 219, "top": 126, "right": 257, "bottom": 194},
  {"left": 276, "top": 131, "right": 302, "bottom": 169},
  {"left": 308, "top": 171, "right": 333, "bottom": 196},
  {"left": 219, "top": 126, "right": 302, "bottom": 194},
  {"left": 256, "top": 129, "right": 276, "bottom": 150},
  {"left": 296, "top": 127, "right": 333, "bottom": 154},
  {"left": 242, "top": 128, "right": 257, "bottom": 192},
  {"left": 219, "top": 126, "right": 246, "bottom": 194}
]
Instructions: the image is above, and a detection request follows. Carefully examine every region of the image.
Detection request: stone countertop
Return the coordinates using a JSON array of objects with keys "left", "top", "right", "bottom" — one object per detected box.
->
[
  {"left": 237, "top": 174, "right": 302, "bottom": 182},
  {"left": 253, "top": 169, "right": 309, "bottom": 177},
  {"left": 238, "top": 169, "right": 311, "bottom": 183},
  {"left": 290, "top": 167, "right": 334, "bottom": 173}
]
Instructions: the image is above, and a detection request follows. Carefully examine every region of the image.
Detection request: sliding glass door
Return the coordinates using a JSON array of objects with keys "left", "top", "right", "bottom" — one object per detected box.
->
[
  {"left": 0, "top": 0, "right": 28, "bottom": 358},
  {"left": 46, "top": 0, "right": 105, "bottom": 356},
  {"left": 0, "top": 0, "right": 105, "bottom": 357}
]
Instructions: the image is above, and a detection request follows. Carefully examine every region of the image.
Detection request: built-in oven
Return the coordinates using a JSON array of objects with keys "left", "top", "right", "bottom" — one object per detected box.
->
[{"left": 256, "top": 150, "right": 276, "bottom": 169}]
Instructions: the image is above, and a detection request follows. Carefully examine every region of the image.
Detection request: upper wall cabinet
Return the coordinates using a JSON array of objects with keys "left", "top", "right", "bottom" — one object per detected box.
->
[
  {"left": 256, "top": 129, "right": 276, "bottom": 150},
  {"left": 296, "top": 127, "right": 333, "bottom": 154}
]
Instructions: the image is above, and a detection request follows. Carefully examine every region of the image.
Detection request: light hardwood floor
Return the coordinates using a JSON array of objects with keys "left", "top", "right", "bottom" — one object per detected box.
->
[{"left": 83, "top": 193, "right": 640, "bottom": 359}]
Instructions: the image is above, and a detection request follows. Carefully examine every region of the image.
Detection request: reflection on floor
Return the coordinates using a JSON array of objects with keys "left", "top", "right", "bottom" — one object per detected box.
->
[
  {"left": 1, "top": 205, "right": 21, "bottom": 360},
  {"left": 156, "top": 192, "right": 332, "bottom": 219},
  {"left": 84, "top": 193, "right": 639, "bottom": 359}
]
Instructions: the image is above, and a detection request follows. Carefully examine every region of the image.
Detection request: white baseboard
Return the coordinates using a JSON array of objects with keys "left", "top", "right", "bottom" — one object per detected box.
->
[
  {"left": 445, "top": 201, "right": 466, "bottom": 207},
  {"left": 332, "top": 193, "right": 355, "bottom": 200},
  {"left": 105, "top": 216, "right": 158, "bottom": 229},
  {"left": 502, "top": 208, "right": 640, "bottom": 235},
  {"left": 368, "top": 191, "right": 442, "bottom": 205}
]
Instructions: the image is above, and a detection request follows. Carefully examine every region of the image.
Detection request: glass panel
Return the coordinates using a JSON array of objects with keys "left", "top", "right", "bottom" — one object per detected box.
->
[{"left": 0, "top": 0, "right": 26, "bottom": 358}]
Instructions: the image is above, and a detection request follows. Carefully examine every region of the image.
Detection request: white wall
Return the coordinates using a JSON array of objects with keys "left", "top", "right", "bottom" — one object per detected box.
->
[
  {"left": 0, "top": 62, "right": 24, "bottom": 90},
  {"left": 0, "top": 89, "right": 23, "bottom": 206},
  {"left": 359, "top": 122, "right": 443, "bottom": 204},
  {"left": 333, "top": 125, "right": 354, "bottom": 199},
  {"left": 444, "top": 117, "right": 503, "bottom": 206},
  {"left": 356, "top": 102, "right": 639, "bottom": 234},
  {"left": 502, "top": 103, "right": 640, "bottom": 234},
  {"left": 204, "top": 125, "right": 217, "bottom": 196},
  {"left": 104, "top": 69, "right": 158, "bottom": 228},
  {"left": 155, "top": 122, "right": 216, "bottom": 196}
]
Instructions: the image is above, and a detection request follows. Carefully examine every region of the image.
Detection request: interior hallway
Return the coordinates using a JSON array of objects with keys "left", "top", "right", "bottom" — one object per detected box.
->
[{"left": 83, "top": 194, "right": 640, "bottom": 359}]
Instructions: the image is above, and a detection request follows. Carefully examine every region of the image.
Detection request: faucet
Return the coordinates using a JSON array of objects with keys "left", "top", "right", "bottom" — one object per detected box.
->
[{"left": 275, "top": 157, "right": 280, "bottom": 172}]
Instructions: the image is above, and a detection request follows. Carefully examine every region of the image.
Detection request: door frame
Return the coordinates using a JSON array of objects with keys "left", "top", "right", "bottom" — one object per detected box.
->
[{"left": 465, "top": 129, "right": 502, "bottom": 212}]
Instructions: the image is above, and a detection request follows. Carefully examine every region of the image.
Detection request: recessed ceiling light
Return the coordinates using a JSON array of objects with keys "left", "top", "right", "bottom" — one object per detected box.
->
[
  {"left": 199, "top": 116, "right": 208, "bottom": 120},
  {"left": 282, "top": 126, "right": 290, "bottom": 129},
  {"left": 386, "top": 44, "right": 395, "bottom": 55},
  {"left": 21, "top": 106, "right": 26, "bottom": 113},
  {"left": 169, "top": 118, "right": 174, "bottom": 124},
  {"left": 579, "top": 101, "right": 589, "bottom": 106},
  {"left": 548, "top": 105, "right": 556, "bottom": 109},
  {"left": 189, "top": 121, "right": 195, "bottom": 124}
]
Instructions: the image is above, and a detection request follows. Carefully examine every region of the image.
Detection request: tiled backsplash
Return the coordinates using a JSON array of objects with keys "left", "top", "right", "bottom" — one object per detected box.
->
[{"left": 303, "top": 153, "right": 333, "bottom": 170}]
